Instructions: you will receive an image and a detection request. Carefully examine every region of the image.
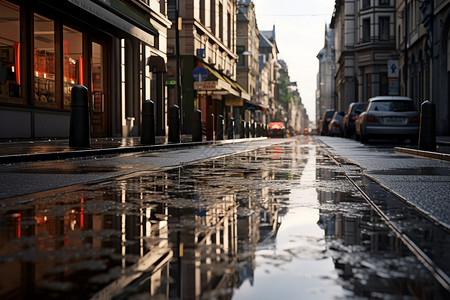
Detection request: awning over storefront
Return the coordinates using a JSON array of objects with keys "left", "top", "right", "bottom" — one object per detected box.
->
[
  {"left": 68, "top": 0, "right": 156, "bottom": 45},
  {"left": 244, "top": 100, "right": 268, "bottom": 111},
  {"left": 193, "top": 62, "right": 250, "bottom": 102},
  {"left": 194, "top": 63, "right": 239, "bottom": 97}
]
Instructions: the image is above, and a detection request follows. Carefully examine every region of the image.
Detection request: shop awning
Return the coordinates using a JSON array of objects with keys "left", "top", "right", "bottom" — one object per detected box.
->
[
  {"left": 193, "top": 62, "right": 252, "bottom": 102},
  {"left": 244, "top": 100, "right": 268, "bottom": 111},
  {"left": 194, "top": 64, "right": 240, "bottom": 97},
  {"left": 68, "top": 0, "right": 156, "bottom": 45}
]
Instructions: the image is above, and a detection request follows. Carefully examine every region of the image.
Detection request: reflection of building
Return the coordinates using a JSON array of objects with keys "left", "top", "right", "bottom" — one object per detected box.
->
[
  {"left": 0, "top": 0, "right": 170, "bottom": 139},
  {"left": 0, "top": 176, "right": 173, "bottom": 298}
]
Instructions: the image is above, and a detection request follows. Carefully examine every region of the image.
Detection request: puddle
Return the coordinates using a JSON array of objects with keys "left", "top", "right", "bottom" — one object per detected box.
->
[{"left": 0, "top": 140, "right": 448, "bottom": 299}]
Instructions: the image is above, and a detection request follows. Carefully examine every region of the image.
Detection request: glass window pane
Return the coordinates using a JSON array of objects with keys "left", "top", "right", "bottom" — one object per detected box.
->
[
  {"left": 63, "top": 25, "right": 82, "bottom": 108},
  {"left": 0, "top": 0, "right": 21, "bottom": 101},
  {"left": 34, "top": 13, "right": 56, "bottom": 106}
]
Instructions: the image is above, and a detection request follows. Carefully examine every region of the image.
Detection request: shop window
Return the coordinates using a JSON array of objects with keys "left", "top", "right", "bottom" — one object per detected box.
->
[
  {"left": 0, "top": 0, "right": 22, "bottom": 102},
  {"left": 63, "top": 26, "right": 83, "bottom": 108},
  {"left": 34, "top": 13, "right": 56, "bottom": 107}
]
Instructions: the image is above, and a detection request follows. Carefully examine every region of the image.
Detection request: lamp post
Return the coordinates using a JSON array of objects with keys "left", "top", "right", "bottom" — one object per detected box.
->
[{"left": 175, "top": 0, "right": 182, "bottom": 131}]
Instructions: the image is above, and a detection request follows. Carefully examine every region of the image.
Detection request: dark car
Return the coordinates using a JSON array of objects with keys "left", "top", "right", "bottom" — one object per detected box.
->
[
  {"left": 268, "top": 122, "right": 286, "bottom": 138},
  {"left": 319, "top": 109, "right": 336, "bottom": 136},
  {"left": 341, "top": 102, "right": 366, "bottom": 138},
  {"left": 355, "top": 96, "right": 419, "bottom": 143},
  {"left": 328, "top": 111, "right": 345, "bottom": 136}
]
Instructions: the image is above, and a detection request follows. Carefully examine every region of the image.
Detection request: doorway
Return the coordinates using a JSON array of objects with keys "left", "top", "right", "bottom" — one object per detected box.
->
[{"left": 89, "top": 37, "right": 110, "bottom": 137}]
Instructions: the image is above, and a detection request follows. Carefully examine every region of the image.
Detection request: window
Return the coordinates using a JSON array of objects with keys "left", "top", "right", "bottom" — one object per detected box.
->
[
  {"left": 63, "top": 26, "right": 83, "bottom": 108},
  {"left": 379, "top": 0, "right": 389, "bottom": 5},
  {"left": 227, "top": 12, "right": 231, "bottom": 48},
  {"left": 210, "top": 0, "right": 215, "bottom": 34},
  {"left": 200, "top": 0, "right": 205, "bottom": 24},
  {"left": 219, "top": 3, "right": 223, "bottom": 41},
  {"left": 34, "top": 13, "right": 56, "bottom": 107},
  {"left": 362, "top": 0, "right": 370, "bottom": 9},
  {"left": 379, "top": 17, "right": 389, "bottom": 41},
  {"left": 362, "top": 18, "right": 370, "bottom": 42},
  {"left": 0, "top": 0, "right": 21, "bottom": 101}
]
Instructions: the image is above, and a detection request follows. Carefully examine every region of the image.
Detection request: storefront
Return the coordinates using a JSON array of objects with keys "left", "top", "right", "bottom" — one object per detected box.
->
[
  {"left": 186, "top": 58, "right": 249, "bottom": 136},
  {"left": 0, "top": 0, "right": 169, "bottom": 139}
]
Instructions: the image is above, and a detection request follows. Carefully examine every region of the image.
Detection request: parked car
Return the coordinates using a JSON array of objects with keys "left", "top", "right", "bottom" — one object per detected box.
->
[
  {"left": 268, "top": 122, "right": 286, "bottom": 138},
  {"left": 355, "top": 96, "right": 419, "bottom": 143},
  {"left": 319, "top": 109, "right": 336, "bottom": 136},
  {"left": 328, "top": 111, "right": 345, "bottom": 136},
  {"left": 341, "top": 102, "right": 366, "bottom": 138}
]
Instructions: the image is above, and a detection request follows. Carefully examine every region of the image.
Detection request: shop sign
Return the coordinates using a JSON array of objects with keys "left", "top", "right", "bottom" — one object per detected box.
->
[
  {"left": 194, "top": 81, "right": 219, "bottom": 90},
  {"left": 388, "top": 78, "right": 399, "bottom": 95},
  {"left": 225, "top": 98, "right": 243, "bottom": 106},
  {"left": 165, "top": 79, "right": 177, "bottom": 86}
]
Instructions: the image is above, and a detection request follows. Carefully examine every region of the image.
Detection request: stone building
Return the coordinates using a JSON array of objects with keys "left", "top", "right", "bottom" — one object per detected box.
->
[
  {"left": 330, "top": 0, "right": 397, "bottom": 112},
  {"left": 396, "top": 0, "right": 450, "bottom": 135}
]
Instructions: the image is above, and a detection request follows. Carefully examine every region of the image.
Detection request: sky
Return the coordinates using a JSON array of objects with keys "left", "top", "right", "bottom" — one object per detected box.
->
[{"left": 252, "top": 0, "right": 336, "bottom": 123}]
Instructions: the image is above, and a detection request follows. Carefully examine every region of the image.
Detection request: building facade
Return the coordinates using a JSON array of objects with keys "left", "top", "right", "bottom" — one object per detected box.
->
[
  {"left": 166, "top": 0, "right": 250, "bottom": 137},
  {"left": 396, "top": 0, "right": 450, "bottom": 135},
  {"left": 237, "top": 0, "right": 267, "bottom": 129},
  {"left": 258, "top": 26, "right": 280, "bottom": 123},
  {"left": 330, "top": 0, "right": 397, "bottom": 112},
  {"left": 0, "top": 0, "right": 171, "bottom": 139},
  {"left": 316, "top": 24, "right": 336, "bottom": 127}
]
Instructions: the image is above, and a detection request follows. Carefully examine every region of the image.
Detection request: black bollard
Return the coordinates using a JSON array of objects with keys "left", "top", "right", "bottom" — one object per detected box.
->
[
  {"left": 169, "top": 105, "right": 180, "bottom": 143},
  {"left": 217, "top": 115, "right": 224, "bottom": 140},
  {"left": 227, "top": 117, "right": 234, "bottom": 139},
  {"left": 240, "top": 120, "right": 245, "bottom": 138},
  {"left": 69, "top": 85, "right": 90, "bottom": 148},
  {"left": 245, "top": 121, "right": 250, "bottom": 138},
  {"left": 418, "top": 100, "right": 436, "bottom": 151},
  {"left": 192, "top": 109, "right": 202, "bottom": 142},
  {"left": 206, "top": 113, "right": 214, "bottom": 141},
  {"left": 141, "top": 100, "right": 155, "bottom": 145}
]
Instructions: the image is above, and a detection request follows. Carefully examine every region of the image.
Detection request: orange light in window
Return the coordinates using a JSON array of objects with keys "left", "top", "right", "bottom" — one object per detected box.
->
[
  {"left": 14, "top": 43, "right": 21, "bottom": 85},
  {"left": 80, "top": 198, "right": 84, "bottom": 228},
  {"left": 78, "top": 56, "right": 83, "bottom": 85}
]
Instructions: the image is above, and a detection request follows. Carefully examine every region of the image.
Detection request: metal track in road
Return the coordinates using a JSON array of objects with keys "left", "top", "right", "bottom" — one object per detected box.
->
[{"left": 325, "top": 151, "right": 450, "bottom": 292}]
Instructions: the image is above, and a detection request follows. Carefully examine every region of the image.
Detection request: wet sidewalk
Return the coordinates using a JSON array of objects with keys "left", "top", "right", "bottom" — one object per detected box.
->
[
  {"left": 316, "top": 136, "right": 450, "bottom": 231},
  {"left": 0, "top": 135, "right": 263, "bottom": 164}
]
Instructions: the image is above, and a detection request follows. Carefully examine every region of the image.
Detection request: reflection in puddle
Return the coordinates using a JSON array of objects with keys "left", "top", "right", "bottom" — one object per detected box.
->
[{"left": 0, "top": 140, "right": 448, "bottom": 299}]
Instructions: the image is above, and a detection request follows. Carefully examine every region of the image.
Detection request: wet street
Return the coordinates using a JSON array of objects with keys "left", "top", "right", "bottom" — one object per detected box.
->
[{"left": 0, "top": 137, "right": 449, "bottom": 299}]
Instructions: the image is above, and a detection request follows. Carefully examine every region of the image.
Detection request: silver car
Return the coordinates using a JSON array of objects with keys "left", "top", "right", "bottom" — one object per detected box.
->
[{"left": 355, "top": 96, "right": 419, "bottom": 143}]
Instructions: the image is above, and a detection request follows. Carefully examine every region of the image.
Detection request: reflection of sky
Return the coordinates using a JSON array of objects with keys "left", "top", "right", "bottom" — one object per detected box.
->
[{"left": 233, "top": 146, "right": 348, "bottom": 299}]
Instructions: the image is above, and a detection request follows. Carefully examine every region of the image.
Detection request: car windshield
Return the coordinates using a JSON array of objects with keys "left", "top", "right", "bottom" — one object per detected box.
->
[{"left": 369, "top": 101, "right": 416, "bottom": 112}]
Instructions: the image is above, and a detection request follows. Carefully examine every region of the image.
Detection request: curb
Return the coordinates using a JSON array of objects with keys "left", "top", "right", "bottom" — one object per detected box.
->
[
  {"left": 394, "top": 147, "right": 450, "bottom": 162},
  {"left": 0, "top": 137, "right": 268, "bottom": 164}
]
